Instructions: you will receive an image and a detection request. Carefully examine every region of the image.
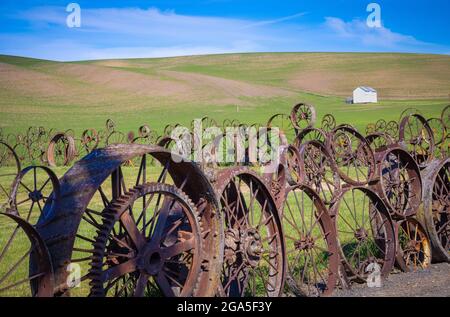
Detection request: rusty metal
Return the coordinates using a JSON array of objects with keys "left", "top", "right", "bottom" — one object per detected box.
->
[
  {"left": 399, "top": 108, "right": 423, "bottom": 122},
  {"left": 282, "top": 184, "right": 339, "bottom": 297},
  {"left": 366, "top": 132, "right": 395, "bottom": 153},
  {"left": 9, "top": 166, "right": 60, "bottom": 225},
  {"left": 13, "top": 141, "right": 29, "bottom": 163},
  {"left": 399, "top": 113, "right": 435, "bottom": 168},
  {"left": 261, "top": 144, "right": 290, "bottom": 210},
  {"left": 0, "top": 212, "right": 54, "bottom": 297},
  {"left": 0, "top": 142, "right": 21, "bottom": 209},
  {"left": 283, "top": 145, "right": 303, "bottom": 186},
  {"left": 25, "top": 127, "right": 48, "bottom": 163},
  {"left": 214, "top": 168, "right": 285, "bottom": 297},
  {"left": 330, "top": 186, "right": 396, "bottom": 283},
  {"left": 197, "top": 116, "right": 218, "bottom": 131},
  {"left": 223, "top": 119, "right": 240, "bottom": 129},
  {"left": 106, "top": 119, "right": 116, "bottom": 133},
  {"left": 105, "top": 130, "right": 126, "bottom": 145},
  {"left": 267, "top": 113, "right": 296, "bottom": 143},
  {"left": 375, "top": 119, "right": 387, "bottom": 132},
  {"left": 328, "top": 126, "right": 376, "bottom": 186},
  {"left": 366, "top": 123, "right": 376, "bottom": 135},
  {"left": 384, "top": 121, "right": 399, "bottom": 138},
  {"left": 321, "top": 114, "right": 336, "bottom": 132},
  {"left": 372, "top": 146, "right": 422, "bottom": 219},
  {"left": 427, "top": 117, "right": 448, "bottom": 159},
  {"left": 395, "top": 218, "right": 431, "bottom": 272},
  {"left": 34, "top": 144, "right": 222, "bottom": 297},
  {"left": 1, "top": 102, "right": 449, "bottom": 298},
  {"left": 88, "top": 183, "right": 203, "bottom": 297},
  {"left": 81, "top": 128, "right": 100, "bottom": 154},
  {"left": 418, "top": 158, "right": 449, "bottom": 263},
  {"left": 442, "top": 105, "right": 450, "bottom": 129},
  {"left": 297, "top": 140, "right": 340, "bottom": 206},
  {"left": 47, "top": 132, "right": 76, "bottom": 167},
  {"left": 290, "top": 103, "right": 316, "bottom": 133},
  {"left": 294, "top": 127, "right": 327, "bottom": 148}
]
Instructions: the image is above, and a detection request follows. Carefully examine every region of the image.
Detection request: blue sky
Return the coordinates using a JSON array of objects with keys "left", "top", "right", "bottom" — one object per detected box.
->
[{"left": 0, "top": 0, "right": 449, "bottom": 61}]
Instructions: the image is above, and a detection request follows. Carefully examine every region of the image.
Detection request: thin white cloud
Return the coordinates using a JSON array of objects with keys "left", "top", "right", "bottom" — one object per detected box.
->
[
  {"left": 324, "top": 17, "right": 428, "bottom": 49},
  {"left": 242, "top": 12, "right": 307, "bottom": 29},
  {"left": 1, "top": 6, "right": 448, "bottom": 61}
]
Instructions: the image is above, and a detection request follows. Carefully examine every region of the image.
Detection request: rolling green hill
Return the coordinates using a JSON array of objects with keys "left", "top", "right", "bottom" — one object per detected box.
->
[{"left": 0, "top": 53, "right": 449, "bottom": 135}]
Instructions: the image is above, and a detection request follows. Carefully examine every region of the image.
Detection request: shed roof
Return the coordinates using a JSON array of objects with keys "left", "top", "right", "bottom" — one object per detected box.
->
[{"left": 356, "top": 86, "right": 377, "bottom": 93}]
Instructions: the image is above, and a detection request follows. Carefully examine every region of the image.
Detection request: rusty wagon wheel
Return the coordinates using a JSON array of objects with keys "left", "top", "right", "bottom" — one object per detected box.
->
[
  {"left": 34, "top": 144, "right": 223, "bottom": 297},
  {"left": 216, "top": 168, "right": 285, "bottom": 297},
  {"left": 290, "top": 103, "right": 316, "bottom": 132},
  {"left": 366, "top": 123, "right": 376, "bottom": 136},
  {"left": 441, "top": 105, "right": 449, "bottom": 129},
  {"left": 384, "top": 121, "right": 399, "bottom": 138},
  {"left": 88, "top": 183, "right": 203, "bottom": 297},
  {"left": 375, "top": 119, "right": 387, "bottom": 132},
  {"left": 366, "top": 132, "right": 395, "bottom": 153},
  {"left": 106, "top": 131, "right": 126, "bottom": 146},
  {"left": 199, "top": 116, "right": 218, "bottom": 131},
  {"left": 282, "top": 185, "right": 339, "bottom": 297},
  {"left": 399, "top": 108, "right": 422, "bottom": 122},
  {"left": 0, "top": 142, "right": 21, "bottom": 209},
  {"left": 106, "top": 119, "right": 116, "bottom": 133},
  {"left": 81, "top": 128, "right": 100, "bottom": 154},
  {"left": 9, "top": 166, "right": 60, "bottom": 225},
  {"left": 293, "top": 127, "right": 327, "bottom": 148},
  {"left": 373, "top": 147, "right": 422, "bottom": 220},
  {"left": 0, "top": 212, "right": 54, "bottom": 296},
  {"left": 321, "top": 114, "right": 336, "bottom": 133},
  {"left": 418, "top": 158, "right": 449, "bottom": 263},
  {"left": 395, "top": 218, "right": 431, "bottom": 272},
  {"left": 223, "top": 119, "right": 240, "bottom": 129},
  {"left": 284, "top": 145, "right": 303, "bottom": 186},
  {"left": 297, "top": 140, "right": 340, "bottom": 206},
  {"left": 328, "top": 126, "right": 376, "bottom": 186},
  {"left": 330, "top": 187, "right": 396, "bottom": 284},
  {"left": 267, "top": 113, "right": 296, "bottom": 144},
  {"left": 262, "top": 157, "right": 287, "bottom": 211},
  {"left": 427, "top": 117, "right": 447, "bottom": 159},
  {"left": 138, "top": 125, "right": 151, "bottom": 138},
  {"left": 399, "top": 114, "right": 435, "bottom": 168},
  {"left": 47, "top": 133, "right": 76, "bottom": 167},
  {"left": 163, "top": 124, "right": 174, "bottom": 137},
  {"left": 13, "top": 142, "right": 29, "bottom": 164},
  {"left": 26, "top": 127, "right": 47, "bottom": 163},
  {"left": 136, "top": 126, "right": 158, "bottom": 145},
  {"left": 208, "top": 131, "right": 246, "bottom": 168}
]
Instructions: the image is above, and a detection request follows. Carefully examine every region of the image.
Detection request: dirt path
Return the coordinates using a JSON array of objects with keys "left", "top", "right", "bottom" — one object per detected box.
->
[
  {"left": 334, "top": 263, "right": 450, "bottom": 297},
  {"left": 162, "top": 70, "right": 293, "bottom": 100}
]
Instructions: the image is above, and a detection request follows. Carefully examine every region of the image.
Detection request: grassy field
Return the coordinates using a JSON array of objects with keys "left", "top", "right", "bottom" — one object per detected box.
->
[
  {"left": 0, "top": 53, "right": 449, "bottom": 137},
  {"left": 0, "top": 52, "right": 449, "bottom": 296}
]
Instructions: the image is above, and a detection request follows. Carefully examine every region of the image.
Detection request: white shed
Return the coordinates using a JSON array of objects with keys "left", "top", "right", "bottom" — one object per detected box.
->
[{"left": 352, "top": 86, "right": 378, "bottom": 104}]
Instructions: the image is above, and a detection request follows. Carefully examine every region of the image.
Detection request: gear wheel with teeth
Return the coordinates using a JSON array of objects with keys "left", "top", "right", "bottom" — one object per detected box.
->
[{"left": 88, "top": 182, "right": 203, "bottom": 297}]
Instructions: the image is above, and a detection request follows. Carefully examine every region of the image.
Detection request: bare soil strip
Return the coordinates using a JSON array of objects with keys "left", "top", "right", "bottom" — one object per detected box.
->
[{"left": 334, "top": 263, "right": 450, "bottom": 297}]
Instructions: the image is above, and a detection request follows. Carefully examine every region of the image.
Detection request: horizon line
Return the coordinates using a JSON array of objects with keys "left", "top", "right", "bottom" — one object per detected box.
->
[{"left": 0, "top": 51, "right": 449, "bottom": 63}]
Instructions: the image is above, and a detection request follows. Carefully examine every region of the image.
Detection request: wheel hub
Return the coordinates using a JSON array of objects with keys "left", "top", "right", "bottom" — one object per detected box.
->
[
  {"left": 224, "top": 228, "right": 240, "bottom": 264},
  {"left": 294, "top": 236, "right": 315, "bottom": 251},
  {"left": 355, "top": 228, "right": 368, "bottom": 241},
  {"left": 29, "top": 190, "right": 43, "bottom": 202},
  {"left": 405, "top": 240, "right": 421, "bottom": 253},
  {"left": 241, "top": 229, "right": 263, "bottom": 267},
  {"left": 143, "top": 250, "right": 163, "bottom": 276}
]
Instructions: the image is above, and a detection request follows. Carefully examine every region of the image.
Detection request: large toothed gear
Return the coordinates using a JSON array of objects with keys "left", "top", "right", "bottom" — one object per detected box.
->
[{"left": 88, "top": 183, "right": 203, "bottom": 297}]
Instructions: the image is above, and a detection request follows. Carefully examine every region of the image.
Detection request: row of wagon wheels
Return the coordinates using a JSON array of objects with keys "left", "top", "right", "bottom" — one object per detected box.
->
[{"left": 0, "top": 104, "right": 448, "bottom": 297}]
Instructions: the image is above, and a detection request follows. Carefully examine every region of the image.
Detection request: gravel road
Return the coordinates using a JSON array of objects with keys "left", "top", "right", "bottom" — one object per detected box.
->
[{"left": 333, "top": 263, "right": 450, "bottom": 297}]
